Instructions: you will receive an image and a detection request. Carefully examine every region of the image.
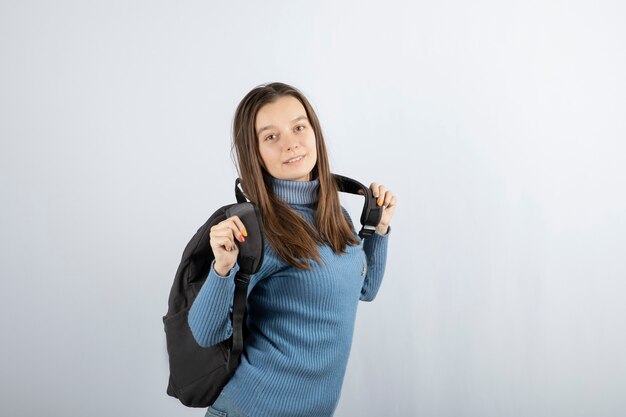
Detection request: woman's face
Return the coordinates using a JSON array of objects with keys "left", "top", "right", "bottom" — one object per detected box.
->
[{"left": 255, "top": 95, "right": 318, "bottom": 182}]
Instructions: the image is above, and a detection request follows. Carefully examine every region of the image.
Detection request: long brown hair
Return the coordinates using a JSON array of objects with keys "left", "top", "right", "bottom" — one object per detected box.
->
[{"left": 230, "top": 82, "right": 359, "bottom": 269}]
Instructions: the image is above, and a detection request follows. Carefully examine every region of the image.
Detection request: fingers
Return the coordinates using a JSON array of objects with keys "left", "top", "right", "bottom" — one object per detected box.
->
[
  {"left": 229, "top": 215, "right": 248, "bottom": 238},
  {"left": 369, "top": 182, "right": 385, "bottom": 206},
  {"left": 224, "top": 215, "right": 247, "bottom": 241},
  {"left": 369, "top": 182, "right": 396, "bottom": 208},
  {"left": 212, "top": 235, "right": 239, "bottom": 252},
  {"left": 369, "top": 182, "right": 379, "bottom": 198},
  {"left": 210, "top": 215, "right": 248, "bottom": 251}
]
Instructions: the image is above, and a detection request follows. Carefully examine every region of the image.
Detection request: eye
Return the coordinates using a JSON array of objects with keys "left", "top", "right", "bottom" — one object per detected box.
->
[
  {"left": 295, "top": 125, "right": 305, "bottom": 132},
  {"left": 265, "top": 134, "right": 276, "bottom": 141}
]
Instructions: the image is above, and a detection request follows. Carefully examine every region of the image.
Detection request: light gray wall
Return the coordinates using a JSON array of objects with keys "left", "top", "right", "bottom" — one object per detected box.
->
[{"left": 1, "top": 1, "right": 625, "bottom": 416}]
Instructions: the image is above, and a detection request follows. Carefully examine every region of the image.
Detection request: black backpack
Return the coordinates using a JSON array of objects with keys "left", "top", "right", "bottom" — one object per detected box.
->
[{"left": 163, "top": 174, "right": 382, "bottom": 408}]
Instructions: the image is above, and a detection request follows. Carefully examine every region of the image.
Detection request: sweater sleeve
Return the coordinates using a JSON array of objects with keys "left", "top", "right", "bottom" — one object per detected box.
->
[
  {"left": 340, "top": 205, "right": 391, "bottom": 301},
  {"left": 360, "top": 225, "right": 391, "bottom": 301},
  {"left": 187, "top": 259, "right": 240, "bottom": 347},
  {"left": 187, "top": 245, "right": 280, "bottom": 347}
]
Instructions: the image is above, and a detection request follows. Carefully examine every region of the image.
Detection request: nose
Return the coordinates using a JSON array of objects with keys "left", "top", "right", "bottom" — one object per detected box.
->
[{"left": 284, "top": 134, "right": 299, "bottom": 152}]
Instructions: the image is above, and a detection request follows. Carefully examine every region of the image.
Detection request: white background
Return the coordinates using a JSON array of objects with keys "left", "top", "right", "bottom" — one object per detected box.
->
[{"left": 1, "top": 1, "right": 625, "bottom": 416}]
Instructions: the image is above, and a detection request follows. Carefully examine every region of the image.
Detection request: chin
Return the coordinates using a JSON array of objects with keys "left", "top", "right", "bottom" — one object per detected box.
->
[{"left": 278, "top": 163, "right": 316, "bottom": 181}]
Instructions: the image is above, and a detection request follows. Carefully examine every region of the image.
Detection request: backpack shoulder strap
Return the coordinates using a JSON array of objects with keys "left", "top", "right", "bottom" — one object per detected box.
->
[
  {"left": 332, "top": 174, "right": 383, "bottom": 239},
  {"left": 222, "top": 202, "right": 265, "bottom": 372}
]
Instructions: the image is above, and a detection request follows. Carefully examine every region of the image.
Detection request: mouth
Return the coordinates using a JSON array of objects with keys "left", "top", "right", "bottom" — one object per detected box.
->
[{"left": 283, "top": 154, "right": 306, "bottom": 164}]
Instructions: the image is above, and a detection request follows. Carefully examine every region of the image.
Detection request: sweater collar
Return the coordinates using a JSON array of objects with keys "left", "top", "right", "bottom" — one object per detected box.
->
[{"left": 271, "top": 177, "right": 319, "bottom": 205}]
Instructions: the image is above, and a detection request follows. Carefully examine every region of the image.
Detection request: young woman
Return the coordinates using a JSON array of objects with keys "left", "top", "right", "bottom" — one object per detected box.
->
[{"left": 188, "top": 82, "right": 397, "bottom": 417}]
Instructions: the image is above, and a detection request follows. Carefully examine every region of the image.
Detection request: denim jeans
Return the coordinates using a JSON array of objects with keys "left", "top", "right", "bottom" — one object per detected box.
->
[{"left": 205, "top": 391, "right": 248, "bottom": 417}]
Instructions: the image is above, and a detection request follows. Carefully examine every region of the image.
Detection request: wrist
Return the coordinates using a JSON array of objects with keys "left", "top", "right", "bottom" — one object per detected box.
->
[
  {"left": 214, "top": 263, "right": 232, "bottom": 277},
  {"left": 375, "top": 224, "right": 389, "bottom": 236}
]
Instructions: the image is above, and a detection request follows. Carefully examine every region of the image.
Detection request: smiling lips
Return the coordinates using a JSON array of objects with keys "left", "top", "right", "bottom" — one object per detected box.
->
[{"left": 284, "top": 154, "right": 306, "bottom": 164}]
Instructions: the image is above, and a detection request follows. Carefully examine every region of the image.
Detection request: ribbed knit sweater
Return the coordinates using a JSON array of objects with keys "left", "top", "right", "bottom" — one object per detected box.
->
[{"left": 188, "top": 176, "right": 391, "bottom": 417}]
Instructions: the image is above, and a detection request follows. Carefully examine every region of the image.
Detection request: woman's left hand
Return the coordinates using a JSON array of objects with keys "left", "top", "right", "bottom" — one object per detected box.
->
[{"left": 358, "top": 182, "right": 397, "bottom": 236}]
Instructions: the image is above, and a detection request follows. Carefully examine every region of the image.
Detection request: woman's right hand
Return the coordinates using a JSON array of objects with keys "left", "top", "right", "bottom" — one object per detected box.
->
[{"left": 209, "top": 215, "right": 248, "bottom": 276}]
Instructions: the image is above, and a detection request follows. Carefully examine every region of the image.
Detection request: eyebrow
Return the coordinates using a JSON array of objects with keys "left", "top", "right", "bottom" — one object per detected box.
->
[{"left": 256, "top": 115, "right": 309, "bottom": 137}]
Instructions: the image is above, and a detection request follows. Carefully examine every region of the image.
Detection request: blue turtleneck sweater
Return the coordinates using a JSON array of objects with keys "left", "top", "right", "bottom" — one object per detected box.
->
[{"left": 188, "top": 177, "right": 391, "bottom": 417}]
